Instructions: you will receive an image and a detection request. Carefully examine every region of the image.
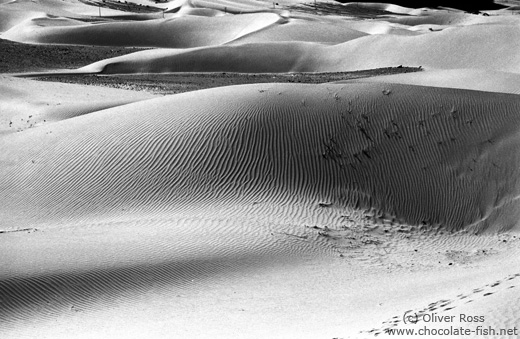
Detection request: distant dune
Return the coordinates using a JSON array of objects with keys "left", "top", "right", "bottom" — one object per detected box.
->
[{"left": 72, "top": 22, "right": 520, "bottom": 74}]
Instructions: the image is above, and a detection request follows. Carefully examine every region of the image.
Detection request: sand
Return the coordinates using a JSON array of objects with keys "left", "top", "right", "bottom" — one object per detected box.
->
[
  {"left": 68, "top": 23, "right": 520, "bottom": 74},
  {"left": 1, "top": 1, "right": 520, "bottom": 338},
  {"left": 0, "top": 75, "right": 155, "bottom": 135},
  {"left": 3, "top": 82, "right": 520, "bottom": 230},
  {"left": 337, "top": 69, "right": 520, "bottom": 94}
]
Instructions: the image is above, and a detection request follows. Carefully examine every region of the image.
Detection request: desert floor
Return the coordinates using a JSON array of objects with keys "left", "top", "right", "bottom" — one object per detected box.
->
[{"left": 1, "top": 1, "right": 520, "bottom": 338}]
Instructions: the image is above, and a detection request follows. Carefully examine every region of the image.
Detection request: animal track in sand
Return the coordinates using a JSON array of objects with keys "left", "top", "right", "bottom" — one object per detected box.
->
[
  {"left": 364, "top": 272, "right": 520, "bottom": 336},
  {"left": 304, "top": 211, "right": 516, "bottom": 273}
]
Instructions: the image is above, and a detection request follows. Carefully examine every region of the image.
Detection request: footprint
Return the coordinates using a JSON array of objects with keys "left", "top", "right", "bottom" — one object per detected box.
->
[{"left": 363, "top": 273, "right": 520, "bottom": 337}]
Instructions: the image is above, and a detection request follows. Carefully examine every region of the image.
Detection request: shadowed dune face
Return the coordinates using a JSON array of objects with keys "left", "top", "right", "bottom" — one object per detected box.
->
[{"left": 2, "top": 82, "right": 520, "bottom": 233}]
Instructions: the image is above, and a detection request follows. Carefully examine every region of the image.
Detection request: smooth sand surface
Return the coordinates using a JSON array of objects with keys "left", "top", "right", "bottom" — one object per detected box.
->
[
  {"left": 2, "top": 1, "right": 520, "bottom": 338},
  {"left": 0, "top": 0, "right": 136, "bottom": 32},
  {"left": 338, "top": 69, "right": 520, "bottom": 94},
  {"left": 0, "top": 75, "right": 155, "bottom": 135}
]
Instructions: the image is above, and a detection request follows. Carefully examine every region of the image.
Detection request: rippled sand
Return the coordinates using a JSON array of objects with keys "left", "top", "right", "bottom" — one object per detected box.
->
[{"left": 1, "top": 1, "right": 520, "bottom": 338}]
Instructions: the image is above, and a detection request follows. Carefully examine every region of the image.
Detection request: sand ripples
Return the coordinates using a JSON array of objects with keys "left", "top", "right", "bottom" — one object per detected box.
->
[
  {"left": 2, "top": 82, "right": 520, "bottom": 232},
  {"left": 3, "top": 83, "right": 520, "bottom": 335}
]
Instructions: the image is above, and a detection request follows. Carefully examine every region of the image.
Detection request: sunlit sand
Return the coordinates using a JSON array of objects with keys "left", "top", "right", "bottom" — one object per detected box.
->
[{"left": 1, "top": 1, "right": 520, "bottom": 338}]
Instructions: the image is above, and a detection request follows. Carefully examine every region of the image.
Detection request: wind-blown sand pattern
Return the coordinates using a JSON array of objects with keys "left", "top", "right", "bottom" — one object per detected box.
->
[
  {"left": 3, "top": 82, "right": 520, "bottom": 231},
  {"left": 1, "top": 0, "right": 520, "bottom": 338}
]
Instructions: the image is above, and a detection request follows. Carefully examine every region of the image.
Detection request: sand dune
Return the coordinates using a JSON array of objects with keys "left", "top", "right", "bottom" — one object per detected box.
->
[
  {"left": 76, "top": 42, "right": 321, "bottom": 73},
  {"left": 2, "top": 82, "right": 520, "bottom": 232},
  {"left": 73, "top": 22, "right": 520, "bottom": 74},
  {"left": 3, "top": 1, "right": 519, "bottom": 73},
  {"left": 226, "top": 17, "right": 369, "bottom": 44},
  {"left": 2, "top": 13, "right": 284, "bottom": 48},
  {"left": 0, "top": 8, "right": 41, "bottom": 32},
  {"left": 174, "top": 0, "right": 273, "bottom": 13},
  {"left": 2, "top": 12, "right": 370, "bottom": 47},
  {"left": 0, "top": 0, "right": 133, "bottom": 32},
  {"left": 2, "top": 81, "right": 520, "bottom": 338},
  {"left": 338, "top": 2, "right": 417, "bottom": 14},
  {"left": 339, "top": 20, "right": 420, "bottom": 36},
  {"left": 2, "top": 1, "right": 520, "bottom": 338},
  {"left": 386, "top": 6, "right": 520, "bottom": 26}
]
